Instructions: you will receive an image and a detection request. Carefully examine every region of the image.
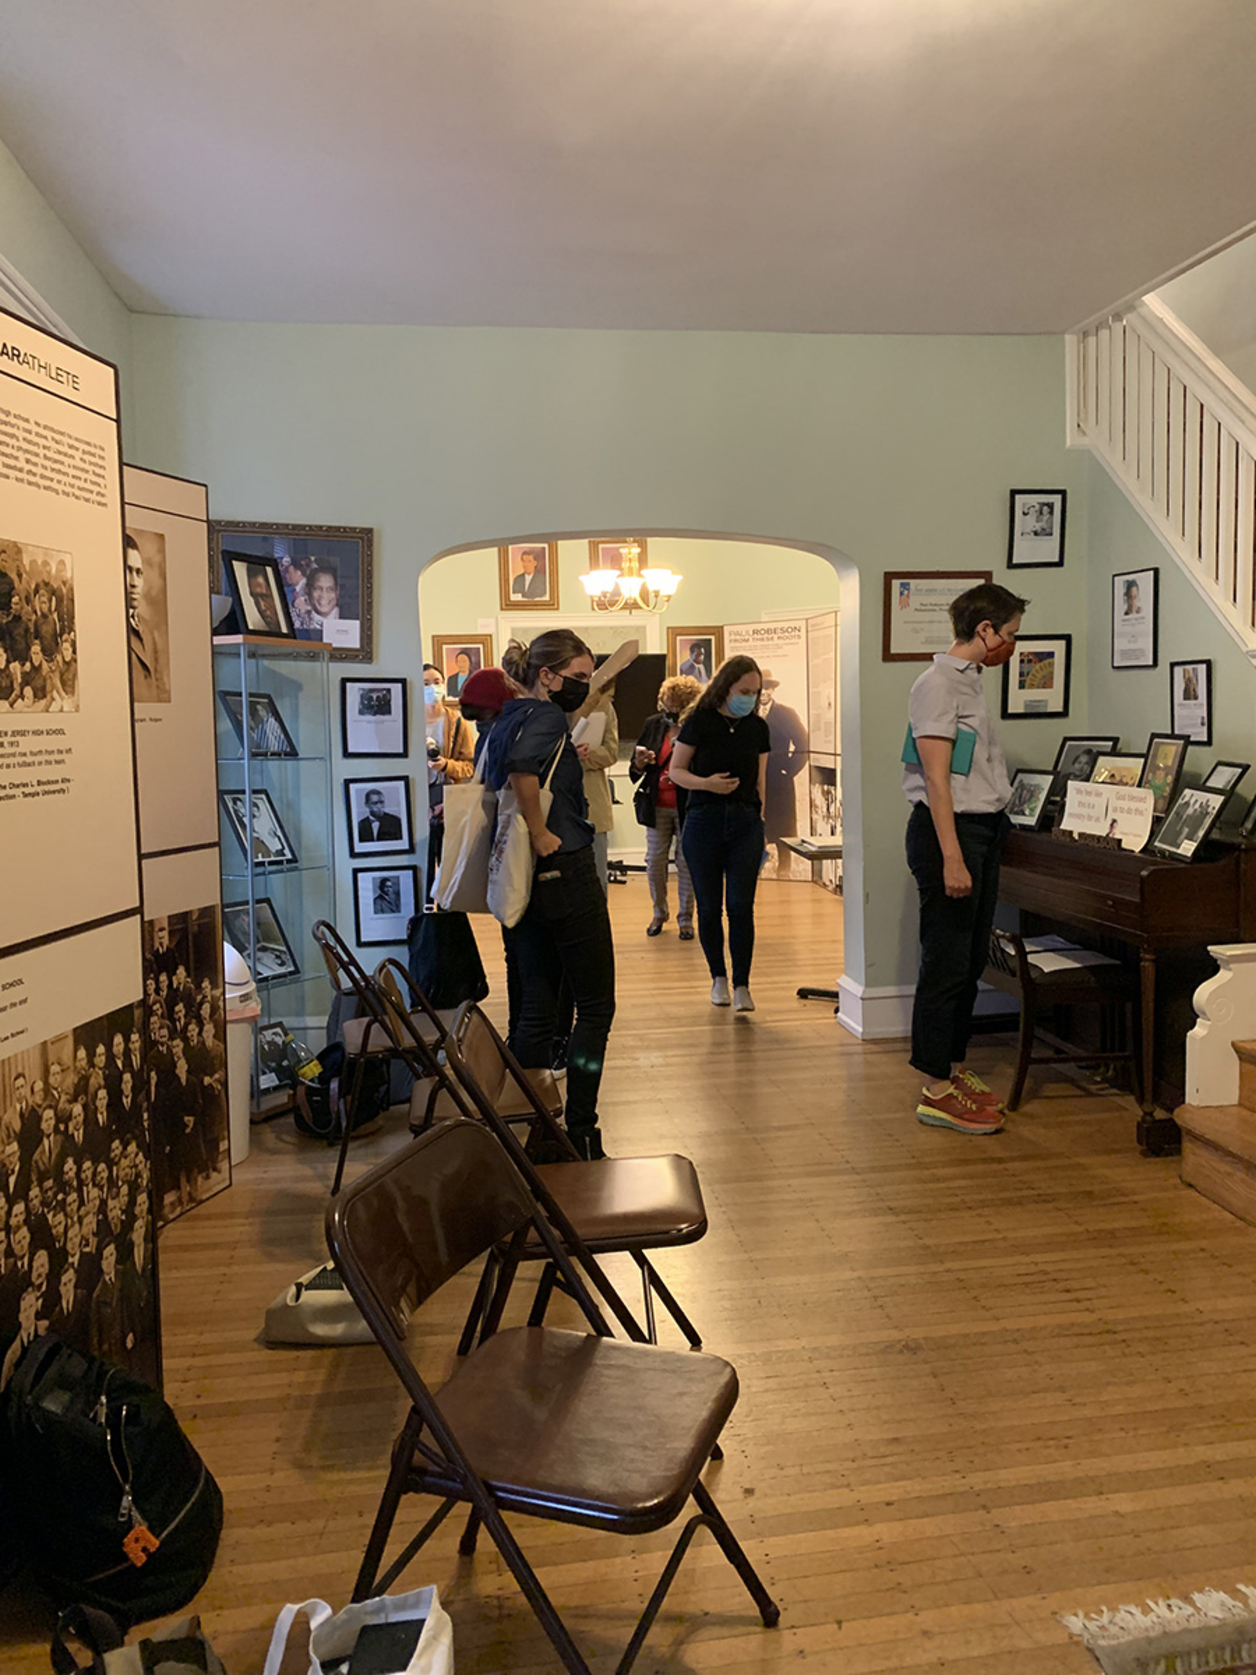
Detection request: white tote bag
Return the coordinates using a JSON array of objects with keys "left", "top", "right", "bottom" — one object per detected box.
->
[
  {"left": 486, "top": 737, "right": 565, "bottom": 930},
  {"left": 432, "top": 752, "right": 496, "bottom": 913},
  {"left": 263, "top": 1587, "right": 454, "bottom": 1675}
]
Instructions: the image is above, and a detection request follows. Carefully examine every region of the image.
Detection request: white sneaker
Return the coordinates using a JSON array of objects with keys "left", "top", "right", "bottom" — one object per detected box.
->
[
  {"left": 710, "top": 977, "right": 731, "bottom": 1007},
  {"left": 733, "top": 986, "right": 756, "bottom": 1013}
]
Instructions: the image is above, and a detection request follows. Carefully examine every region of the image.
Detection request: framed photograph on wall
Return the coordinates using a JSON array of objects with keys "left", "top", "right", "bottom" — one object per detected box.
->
[
  {"left": 341, "top": 677, "right": 408, "bottom": 758},
  {"left": 1140, "top": 732, "right": 1189, "bottom": 816},
  {"left": 1151, "top": 785, "right": 1229, "bottom": 862},
  {"left": 354, "top": 865, "right": 418, "bottom": 945},
  {"left": 667, "top": 627, "right": 724, "bottom": 686},
  {"left": 219, "top": 690, "right": 298, "bottom": 758},
  {"left": 1001, "top": 634, "right": 1073, "bottom": 719},
  {"left": 882, "top": 570, "right": 992, "bottom": 661},
  {"left": 1170, "top": 658, "right": 1212, "bottom": 744},
  {"left": 221, "top": 896, "right": 300, "bottom": 983},
  {"left": 212, "top": 521, "right": 374, "bottom": 661},
  {"left": 219, "top": 789, "right": 299, "bottom": 867},
  {"left": 499, "top": 542, "right": 559, "bottom": 611},
  {"left": 432, "top": 634, "right": 493, "bottom": 701},
  {"left": 1007, "top": 490, "right": 1067, "bottom": 569},
  {"left": 220, "top": 552, "right": 296, "bottom": 640},
  {"left": 1111, "top": 567, "right": 1159, "bottom": 668},
  {"left": 1007, "top": 769, "right": 1054, "bottom": 829},
  {"left": 588, "top": 538, "right": 648, "bottom": 574},
  {"left": 345, "top": 775, "right": 414, "bottom": 858}
]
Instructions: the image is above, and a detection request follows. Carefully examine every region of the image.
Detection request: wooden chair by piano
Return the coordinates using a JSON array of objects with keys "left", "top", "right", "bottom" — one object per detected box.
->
[{"left": 983, "top": 929, "right": 1141, "bottom": 1112}]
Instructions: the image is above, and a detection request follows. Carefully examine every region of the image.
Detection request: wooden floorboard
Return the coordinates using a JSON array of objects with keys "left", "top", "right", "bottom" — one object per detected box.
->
[{"left": 5, "top": 876, "right": 1256, "bottom": 1674}]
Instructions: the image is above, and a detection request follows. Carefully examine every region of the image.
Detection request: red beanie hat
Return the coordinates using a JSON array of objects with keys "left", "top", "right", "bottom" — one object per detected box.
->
[{"left": 457, "top": 666, "right": 516, "bottom": 716}]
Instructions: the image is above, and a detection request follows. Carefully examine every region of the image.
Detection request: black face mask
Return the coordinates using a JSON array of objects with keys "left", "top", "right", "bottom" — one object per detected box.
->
[
  {"left": 662, "top": 709, "right": 679, "bottom": 724},
  {"left": 549, "top": 675, "right": 589, "bottom": 714}
]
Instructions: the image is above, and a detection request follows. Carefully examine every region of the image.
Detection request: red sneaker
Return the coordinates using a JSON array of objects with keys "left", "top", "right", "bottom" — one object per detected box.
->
[
  {"left": 916, "top": 1084, "right": 1004, "bottom": 1134},
  {"left": 953, "top": 1069, "right": 1006, "bottom": 1112}
]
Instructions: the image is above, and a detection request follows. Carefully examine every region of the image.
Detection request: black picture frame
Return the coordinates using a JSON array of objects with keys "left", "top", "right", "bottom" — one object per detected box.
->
[
  {"left": 1140, "top": 732, "right": 1190, "bottom": 818},
  {"left": 1007, "top": 489, "right": 1067, "bottom": 569},
  {"left": 1001, "top": 634, "right": 1073, "bottom": 719},
  {"left": 211, "top": 520, "right": 374, "bottom": 662},
  {"left": 218, "top": 690, "right": 298, "bottom": 758},
  {"left": 1006, "top": 769, "right": 1054, "bottom": 829},
  {"left": 220, "top": 551, "right": 297, "bottom": 640},
  {"left": 1047, "top": 736, "right": 1119, "bottom": 803},
  {"left": 1170, "top": 658, "right": 1213, "bottom": 745},
  {"left": 1203, "top": 761, "right": 1250, "bottom": 799},
  {"left": 221, "top": 896, "right": 300, "bottom": 984},
  {"left": 344, "top": 775, "right": 414, "bottom": 858},
  {"left": 353, "top": 865, "right": 419, "bottom": 946},
  {"left": 1151, "top": 785, "right": 1230, "bottom": 862},
  {"left": 340, "top": 677, "right": 409, "bottom": 759},
  {"left": 1111, "top": 567, "right": 1159, "bottom": 669},
  {"left": 219, "top": 789, "right": 300, "bottom": 868}
]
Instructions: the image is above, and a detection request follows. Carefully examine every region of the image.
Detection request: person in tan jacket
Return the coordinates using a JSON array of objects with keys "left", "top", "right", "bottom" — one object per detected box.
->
[
  {"left": 572, "top": 683, "right": 619, "bottom": 891},
  {"left": 423, "top": 662, "right": 475, "bottom": 891}
]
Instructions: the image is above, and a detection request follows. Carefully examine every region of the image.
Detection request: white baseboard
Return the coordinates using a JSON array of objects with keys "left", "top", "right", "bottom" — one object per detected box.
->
[
  {"left": 836, "top": 978, "right": 913, "bottom": 1041},
  {"left": 836, "top": 979, "right": 1014, "bottom": 1042}
]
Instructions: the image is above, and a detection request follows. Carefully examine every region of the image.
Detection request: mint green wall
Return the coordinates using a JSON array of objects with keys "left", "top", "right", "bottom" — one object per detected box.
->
[
  {"left": 0, "top": 138, "right": 133, "bottom": 428},
  {"left": 1085, "top": 455, "right": 1256, "bottom": 784},
  {"left": 128, "top": 318, "right": 1091, "bottom": 991}
]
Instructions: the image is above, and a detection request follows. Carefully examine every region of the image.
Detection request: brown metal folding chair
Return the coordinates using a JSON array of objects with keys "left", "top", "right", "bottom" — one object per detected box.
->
[
  {"left": 326, "top": 1119, "right": 779, "bottom": 1675},
  {"left": 444, "top": 1002, "right": 707, "bottom": 1353},
  {"left": 312, "top": 921, "right": 459, "bottom": 1194}
]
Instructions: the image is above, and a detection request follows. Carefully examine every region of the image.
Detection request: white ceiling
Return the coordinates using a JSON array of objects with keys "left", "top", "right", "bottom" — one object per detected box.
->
[{"left": 3, "top": 0, "right": 1256, "bottom": 333}]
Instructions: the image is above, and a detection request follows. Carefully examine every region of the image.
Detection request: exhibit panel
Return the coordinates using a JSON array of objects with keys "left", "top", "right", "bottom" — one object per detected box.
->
[
  {"left": 140, "top": 847, "right": 228, "bottom": 1228},
  {"left": 0, "top": 308, "right": 140, "bottom": 952},
  {"left": 124, "top": 465, "right": 218, "bottom": 855},
  {"left": 0, "top": 917, "right": 159, "bottom": 1387}
]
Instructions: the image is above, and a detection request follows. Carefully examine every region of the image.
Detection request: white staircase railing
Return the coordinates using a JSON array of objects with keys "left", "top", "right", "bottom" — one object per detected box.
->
[{"left": 1067, "top": 295, "right": 1256, "bottom": 661}]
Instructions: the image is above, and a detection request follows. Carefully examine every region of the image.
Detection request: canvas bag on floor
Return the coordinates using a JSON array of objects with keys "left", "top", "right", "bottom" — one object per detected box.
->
[
  {"left": 487, "top": 737, "right": 564, "bottom": 929},
  {"left": 263, "top": 1588, "right": 454, "bottom": 1675},
  {"left": 432, "top": 751, "right": 496, "bottom": 913}
]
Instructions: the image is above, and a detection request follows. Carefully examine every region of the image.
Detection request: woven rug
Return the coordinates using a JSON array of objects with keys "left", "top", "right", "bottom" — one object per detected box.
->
[{"left": 1062, "top": 1588, "right": 1256, "bottom": 1674}]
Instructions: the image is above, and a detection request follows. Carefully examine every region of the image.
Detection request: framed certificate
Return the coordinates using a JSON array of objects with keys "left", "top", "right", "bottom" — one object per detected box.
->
[{"left": 882, "top": 571, "right": 992, "bottom": 662}]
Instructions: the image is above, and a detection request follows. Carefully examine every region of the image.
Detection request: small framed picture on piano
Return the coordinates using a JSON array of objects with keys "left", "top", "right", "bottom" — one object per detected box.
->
[
  {"left": 1151, "top": 785, "right": 1229, "bottom": 862},
  {"left": 1007, "top": 770, "right": 1054, "bottom": 829}
]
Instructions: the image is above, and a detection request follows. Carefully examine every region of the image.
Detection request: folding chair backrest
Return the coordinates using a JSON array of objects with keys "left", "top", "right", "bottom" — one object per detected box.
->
[
  {"left": 327, "top": 1119, "right": 536, "bottom": 1338},
  {"left": 449, "top": 1004, "right": 511, "bottom": 1110},
  {"left": 374, "top": 958, "right": 451, "bottom": 1046},
  {"left": 313, "top": 918, "right": 373, "bottom": 1003}
]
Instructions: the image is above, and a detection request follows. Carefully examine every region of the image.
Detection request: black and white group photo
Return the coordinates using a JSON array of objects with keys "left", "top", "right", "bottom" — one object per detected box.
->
[
  {"left": 0, "top": 999, "right": 158, "bottom": 1387},
  {"left": 0, "top": 536, "right": 80, "bottom": 713},
  {"left": 142, "top": 906, "right": 230, "bottom": 1225},
  {"left": 124, "top": 525, "right": 172, "bottom": 704}
]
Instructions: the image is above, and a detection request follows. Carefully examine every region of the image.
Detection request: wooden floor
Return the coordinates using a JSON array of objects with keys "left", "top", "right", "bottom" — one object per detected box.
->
[{"left": 8, "top": 878, "right": 1256, "bottom": 1674}]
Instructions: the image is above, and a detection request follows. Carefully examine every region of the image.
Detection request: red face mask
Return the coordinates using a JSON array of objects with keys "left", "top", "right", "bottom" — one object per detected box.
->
[{"left": 981, "top": 628, "right": 1017, "bottom": 668}]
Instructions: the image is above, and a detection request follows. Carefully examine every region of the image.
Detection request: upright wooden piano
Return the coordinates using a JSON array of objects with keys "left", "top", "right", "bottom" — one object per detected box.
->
[{"left": 998, "top": 830, "right": 1256, "bottom": 1152}]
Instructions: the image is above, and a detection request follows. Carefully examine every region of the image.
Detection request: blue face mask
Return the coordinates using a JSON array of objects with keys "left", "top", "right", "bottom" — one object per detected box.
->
[
  {"left": 423, "top": 684, "right": 442, "bottom": 706},
  {"left": 727, "top": 691, "right": 757, "bottom": 718}
]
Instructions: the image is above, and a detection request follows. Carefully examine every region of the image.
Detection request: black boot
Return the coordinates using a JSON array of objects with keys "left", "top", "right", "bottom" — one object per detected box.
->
[{"left": 568, "top": 1126, "right": 606, "bottom": 1161}]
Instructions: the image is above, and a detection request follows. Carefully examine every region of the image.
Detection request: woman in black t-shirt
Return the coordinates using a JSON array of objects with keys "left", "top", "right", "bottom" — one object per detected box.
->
[{"left": 669, "top": 656, "right": 770, "bottom": 1012}]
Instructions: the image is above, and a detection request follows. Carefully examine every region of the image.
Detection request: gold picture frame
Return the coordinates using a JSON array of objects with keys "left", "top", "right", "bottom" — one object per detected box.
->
[
  {"left": 498, "top": 541, "right": 559, "bottom": 611},
  {"left": 667, "top": 626, "right": 724, "bottom": 686},
  {"left": 432, "top": 634, "right": 494, "bottom": 703}
]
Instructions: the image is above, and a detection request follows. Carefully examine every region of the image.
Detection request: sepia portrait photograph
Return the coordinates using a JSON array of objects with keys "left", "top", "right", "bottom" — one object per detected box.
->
[
  {"left": 0, "top": 536, "right": 80, "bottom": 713},
  {"left": 124, "top": 526, "right": 171, "bottom": 704}
]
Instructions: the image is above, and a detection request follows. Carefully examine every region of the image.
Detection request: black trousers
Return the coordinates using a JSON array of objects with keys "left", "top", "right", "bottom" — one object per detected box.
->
[
  {"left": 906, "top": 804, "right": 1008, "bottom": 1082},
  {"left": 682, "top": 801, "right": 764, "bottom": 988},
  {"left": 507, "top": 846, "right": 616, "bottom": 1138}
]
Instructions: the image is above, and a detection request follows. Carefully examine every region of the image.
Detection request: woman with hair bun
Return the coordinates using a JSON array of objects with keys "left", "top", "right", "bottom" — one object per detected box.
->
[
  {"left": 667, "top": 656, "right": 770, "bottom": 1013},
  {"left": 483, "top": 629, "right": 615, "bottom": 1159}
]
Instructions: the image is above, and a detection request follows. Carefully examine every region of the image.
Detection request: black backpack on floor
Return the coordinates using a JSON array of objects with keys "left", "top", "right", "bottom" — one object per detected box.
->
[
  {"left": 292, "top": 1041, "right": 391, "bottom": 1141},
  {"left": 1, "top": 1335, "right": 222, "bottom": 1627}
]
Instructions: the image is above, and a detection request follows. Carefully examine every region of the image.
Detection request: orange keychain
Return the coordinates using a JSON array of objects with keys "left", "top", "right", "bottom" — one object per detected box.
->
[{"left": 122, "top": 1524, "right": 160, "bottom": 1566}]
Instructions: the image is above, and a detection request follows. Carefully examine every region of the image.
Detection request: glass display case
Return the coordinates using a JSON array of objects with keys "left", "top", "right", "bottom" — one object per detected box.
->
[{"left": 212, "top": 635, "right": 334, "bottom": 1110}]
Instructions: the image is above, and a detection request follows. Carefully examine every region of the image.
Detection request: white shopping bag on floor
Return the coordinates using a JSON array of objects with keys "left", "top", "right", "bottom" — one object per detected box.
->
[{"left": 263, "top": 1587, "right": 454, "bottom": 1675}]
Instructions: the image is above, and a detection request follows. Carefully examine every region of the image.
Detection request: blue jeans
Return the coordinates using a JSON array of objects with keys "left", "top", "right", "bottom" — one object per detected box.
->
[{"left": 681, "top": 801, "right": 764, "bottom": 987}]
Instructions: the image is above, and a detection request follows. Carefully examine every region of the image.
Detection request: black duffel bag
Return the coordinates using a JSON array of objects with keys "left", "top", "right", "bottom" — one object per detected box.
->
[{"left": 1, "top": 1335, "right": 222, "bottom": 1626}]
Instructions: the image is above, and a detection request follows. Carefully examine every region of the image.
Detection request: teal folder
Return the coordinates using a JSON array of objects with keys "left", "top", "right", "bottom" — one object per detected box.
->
[{"left": 902, "top": 723, "right": 977, "bottom": 776}]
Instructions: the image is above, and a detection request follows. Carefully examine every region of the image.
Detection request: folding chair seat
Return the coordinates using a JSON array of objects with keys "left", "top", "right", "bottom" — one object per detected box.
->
[
  {"left": 444, "top": 1004, "right": 706, "bottom": 1350},
  {"left": 326, "top": 1119, "right": 778, "bottom": 1675}
]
